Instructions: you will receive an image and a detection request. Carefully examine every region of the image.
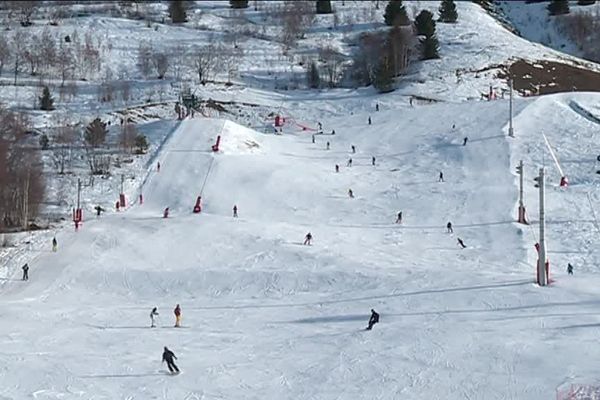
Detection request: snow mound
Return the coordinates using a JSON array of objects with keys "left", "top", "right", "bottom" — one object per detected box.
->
[{"left": 218, "top": 120, "right": 263, "bottom": 155}]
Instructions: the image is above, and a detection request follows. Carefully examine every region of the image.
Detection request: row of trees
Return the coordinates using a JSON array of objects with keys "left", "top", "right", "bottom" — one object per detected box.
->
[
  {"left": 0, "top": 107, "right": 44, "bottom": 231},
  {"left": 547, "top": 0, "right": 596, "bottom": 16},
  {"left": 384, "top": 0, "right": 458, "bottom": 26}
]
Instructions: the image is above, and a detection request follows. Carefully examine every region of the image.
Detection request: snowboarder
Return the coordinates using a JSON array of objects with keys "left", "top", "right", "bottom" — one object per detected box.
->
[
  {"left": 567, "top": 263, "right": 574, "bottom": 275},
  {"left": 233, "top": 205, "right": 238, "bottom": 218},
  {"left": 22, "top": 263, "right": 29, "bottom": 281},
  {"left": 396, "top": 212, "right": 402, "bottom": 224},
  {"left": 366, "top": 309, "right": 379, "bottom": 330},
  {"left": 52, "top": 237, "right": 58, "bottom": 252},
  {"left": 326, "top": 141, "right": 330, "bottom": 150},
  {"left": 173, "top": 304, "right": 181, "bottom": 327},
  {"left": 163, "top": 207, "right": 169, "bottom": 218},
  {"left": 303, "top": 232, "right": 312, "bottom": 245},
  {"left": 351, "top": 145, "right": 356, "bottom": 154},
  {"left": 372, "top": 156, "right": 376, "bottom": 166},
  {"left": 347, "top": 158, "right": 352, "bottom": 167},
  {"left": 463, "top": 137, "right": 468, "bottom": 146},
  {"left": 348, "top": 189, "right": 354, "bottom": 198},
  {"left": 335, "top": 164, "right": 340, "bottom": 173},
  {"left": 162, "top": 347, "right": 180, "bottom": 374},
  {"left": 457, "top": 238, "right": 466, "bottom": 248},
  {"left": 157, "top": 162, "right": 161, "bottom": 172},
  {"left": 446, "top": 222, "right": 453, "bottom": 233},
  {"left": 95, "top": 205, "right": 105, "bottom": 217},
  {"left": 368, "top": 116, "right": 372, "bottom": 125},
  {"left": 439, "top": 171, "right": 444, "bottom": 182},
  {"left": 375, "top": 103, "right": 379, "bottom": 112},
  {"left": 150, "top": 307, "right": 159, "bottom": 328},
  {"left": 312, "top": 134, "right": 315, "bottom": 144}
]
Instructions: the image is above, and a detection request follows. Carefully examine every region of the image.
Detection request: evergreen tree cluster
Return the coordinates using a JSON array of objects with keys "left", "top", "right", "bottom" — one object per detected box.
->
[
  {"left": 230, "top": 0, "right": 249, "bottom": 9},
  {"left": 415, "top": 10, "right": 440, "bottom": 60},
  {"left": 438, "top": 0, "right": 458, "bottom": 23},
  {"left": 169, "top": 0, "right": 188, "bottom": 23},
  {"left": 547, "top": 0, "right": 570, "bottom": 15},
  {"left": 316, "top": 0, "right": 333, "bottom": 14},
  {"left": 40, "top": 86, "right": 55, "bottom": 111},
  {"left": 384, "top": 0, "right": 410, "bottom": 26}
]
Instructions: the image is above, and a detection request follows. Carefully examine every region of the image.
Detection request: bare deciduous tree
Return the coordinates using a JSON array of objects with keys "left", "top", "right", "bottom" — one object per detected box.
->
[
  {"left": 120, "top": 122, "right": 137, "bottom": 153},
  {"left": 0, "top": 35, "right": 10, "bottom": 76},
  {"left": 319, "top": 46, "right": 345, "bottom": 87},
  {"left": 137, "top": 41, "right": 153, "bottom": 78},
  {"left": 152, "top": 51, "right": 169, "bottom": 79},
  {"left": 53, "top": 120, "right": 77, "bottom": 174}
]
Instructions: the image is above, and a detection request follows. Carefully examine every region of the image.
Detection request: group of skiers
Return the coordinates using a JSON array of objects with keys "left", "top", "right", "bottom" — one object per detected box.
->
[{"left": 150, "top": 304, "right": 182, "bottom": 328}]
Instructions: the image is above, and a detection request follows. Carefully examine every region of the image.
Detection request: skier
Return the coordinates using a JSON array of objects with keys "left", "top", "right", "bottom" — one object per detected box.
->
[
  {"left": 463, "top": 137, "right": 468, "bottom": 146},
  {"left": 303, "top": 232, "right": 312, "bottom": 245},
  {"left": 396, "top": 212, "right": 402, "bottom": 224},
  {"left": 233, "top": 205, "right": 238, "bottom": 218},
  {"left": 446, "top": 222, "right": 453, "bottom": 233},
  {"left": 162, "top": 347, "right": 180, "bottom": 374},
  {"left": 115, "top": 201, "right": 120, "bottom": 212},
  {"left": 348, "top": 189, "right": 354, "bottom": 198},
  {"left": 375, "top": 103, "right": 379, "bottom": 112},
  {"left": 52, "top": 237, "right": 58, "bottom": 252},
  {"left": 335, "top": 164, "right": 340, "bottom": 173},
  {"left": 372, "top": 156, "right": 376, "bottom": 166},
  {"left": 163, "top": 207, "right": 169, "bottom": 218},
  {"left": 439, "top": 171, "right": 444, "bottom": 182},
  {"left": 366, "top": 309, "right": 379, "bottom": 331},
  {"left": 452, "top": 123, "right": 456, "bottom": 130},
  {"left": 368, "top": 116, "right": 372, "bottom": 125},
  {"left": 347, "top": 158, "right": 352, "bottom": 167},
  {"left": 173, "top": 304, "right": 181, "bottom": 327},
  {"left": 331, "top": 129, "right": 335, "bottom": 135},
  {"left": 567, "top": 263, "right": 574, "bottom": 275},
  {"left": 22, "top": 263, "right": 29, "bottom": 281},
  {"left": 409, "top": 97, "right": 414, "bottom": 107},
  {"left": 157, "top": 162, "right": 161, "bottom": 172},
  {"left": 95, "top": 205, "right": 105, "bottom": 217},
  {"left": 457, "top": 238, "right": 466, "bottom": 248},
  {"left": 150, "top": 307, "right": 159, "bottom": 328},
  {"left": 326, "top": 141, "right": 330, "bottom": 150},
  {"left": 312, "top": 134, "right": 315, "bottom": 144},
  {"left": 317, "top": 122, "right": 322, "bottom": 132},
  {"left": 351, "top": 145, "right": 356, "bottom": 154}
]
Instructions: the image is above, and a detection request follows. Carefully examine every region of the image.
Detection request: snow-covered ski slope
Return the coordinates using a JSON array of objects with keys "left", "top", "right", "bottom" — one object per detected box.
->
[{"left": 2, "top": 89, "right": 600, "bottom": 399}]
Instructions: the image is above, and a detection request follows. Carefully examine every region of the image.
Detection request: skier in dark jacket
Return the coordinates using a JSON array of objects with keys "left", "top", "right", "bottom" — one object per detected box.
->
[
  {"left": 95, "top": 205, "right": 105, "bottom": 217},
  {"left": 366, "top": 309, "right": 379, "bottom": 330},
  {"left": 567, "top": 263, "right": 574, "bottom": 275},
  {"left": 439, "top": 171, "right": 444, "bottom": 182},
  {"left": 162, "top": 347, "right": 180, "bottom": 374},
  {"left": 372, "top": 156, "right": 376, "bottom": 166},
  {"left": 326, "top": 142, "right": 330, "bottom": 150},
  {"left": 22, "top": 263, "right": 29, "bottom": 281},
  {"left": 351, "top": 145, "right": 356, "bottom": 154},
  {"left": 446, "top": 222, "right": 453, "bottom": 233},
  {"left": 303, "top": 232, "right": 313, "bottom": 245},
  {"left": 335, "top": 164, "right": 340, "bottom": 173},
  {"left": 233, "top": 205, "right": 238, "bottom": 218},
  {"left": 396, "top": 212, "right": 402, "bottom": 224},
  {"left": 347, "top": 158, "right": 352, "bottom": 167},
  {"left": 463, "top": 137, "right": 468, "bottom": 146}
]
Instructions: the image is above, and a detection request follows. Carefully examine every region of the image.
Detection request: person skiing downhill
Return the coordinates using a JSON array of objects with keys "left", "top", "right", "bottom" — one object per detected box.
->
[
  {"left": 347, "top": 158, "right": 352, "bottom": 167},
  {"left": 372, "top": 156, "right": 376, "bottom": 166},
  {"left": 446, "top": 222, "right": 453, "bottom": 233},
  {"left": 368, "top": 116, "right": 372, "bottom": 125},
  {"left": 335, "top": 164, "right": 340, "bottom": 173},
  {"left": 312, "top": 134, "right": 315, "bottom": 144},
  {"left": 22, "top": 263, "right": 29, "bottom": 281},
  {"left": 233, "top": 205, "right": 238, "bottom": 218},
  {"left": 115, "top": 201, "right": 120, "bottom": 212},
  {"left": 463, "top": 137, "right": 468, "bottom": 146},
  {"left": 396, "top": 212, "right": 402, "bottom": 224},
  {"left": 150, "top": 307, "right": 159, "bottom": 328},
  {"left": 52, "top": 237, "right": 58, "bottom": 252},
  {"left": 163, "top": 207, "right": 169, "bottom": 218},
  {"left": 439, "top": 171, "right": 444, "bottom": 182},
  {"left": 326, "top": 141, "right": 330, "bottom": 150},
  {"left": 157, "top": 162, "right": 161, "bottom": 172},
  {"left": 567, "top": 263, "right": 574, "bottom": 275},
  {"left": 303, "top": 232, "right": 313, "bottom": 245},
  {"left": 173, "top": 304, "right": 181, "bottom": 327},
  {"left": 348, "top": 189, "right": 354, "bottom": 198},
  {"left": 366, "top": 309, "right": 379, "bottom": 330},
  {"left": 457, "top": 238, "right": 466, "bottom": 248},
  {"left": 375, "top": 103, "right": 379, "bottom": 112},
  {"left": 95, "top": 205, "right": 105, "bottom": 217},
  {"left": 162, "top": 347, "right": 180, "bottom": 374},
  {"left": 351, "top": 145, "right": 356, "bottom": 154}
]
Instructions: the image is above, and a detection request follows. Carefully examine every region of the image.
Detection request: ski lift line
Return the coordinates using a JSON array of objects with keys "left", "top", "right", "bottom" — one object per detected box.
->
[
  {"left": 198, "top": 121, "right": 225, "bottom": 197},
  {"left": 542, "top": 133, "right": 565, "bottom": 178}
]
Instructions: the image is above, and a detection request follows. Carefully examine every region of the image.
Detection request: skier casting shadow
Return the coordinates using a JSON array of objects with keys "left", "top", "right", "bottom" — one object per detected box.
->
[
  {"left": 162, "top": 347, "right": 180, "bottom": 374},
  {"left": 366, "top": 309, "right": 379, "bottom": 331}
]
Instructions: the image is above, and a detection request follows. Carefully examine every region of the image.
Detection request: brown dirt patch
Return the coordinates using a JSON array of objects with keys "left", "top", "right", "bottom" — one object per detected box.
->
[{"left": 498, "top": 59, "right": 600, "bottom": 96}]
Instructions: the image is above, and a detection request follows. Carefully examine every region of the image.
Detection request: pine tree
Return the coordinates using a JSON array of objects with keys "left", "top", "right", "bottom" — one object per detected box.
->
[
  {"left": 40, "top": 86, "right": 55, "bottom": 111},
  {"left": 384, "top": 0, "right": 410, "bottom": 26},
  {"left": 134, "top": 134, "right": 149, "bottom": 154},
  {"left": 373, "top": 57, "right": 395, "bottom": 93},
  {"left": 307, "top": 62, "right": 321, "bottom": 89},
  {"left": 547, "top": 0, "right": 570, "bottom": 15},
  {"left": 577, "top": 0, "right": 595, "bottom": 5},
  {"left": 85, "top": 118, "right": 108, "bottom": 148},
  {"left": 230, "top": 0, "right": 249, "bottom": 8},
  {"left": 39, "top": 134, "right": 49, "bottom": 150},
  {"left": 316, "top": 0, "right": 333, "bottom": 14},
  {"left": 415, "top": 10, "right": 435, "bottom": 37},
  {"left": 421, "top": 35, "right": 440, "bottom": 60},
  {"left": 438, "top": 0, "right": 458, "bottom": 23},
  {"left": 168, "top": 0, "right": 187, "bottom": 23}
]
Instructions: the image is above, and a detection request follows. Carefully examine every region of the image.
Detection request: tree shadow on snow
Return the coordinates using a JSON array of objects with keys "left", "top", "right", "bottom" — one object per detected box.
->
[
  {"left": 79, "top": 373, "right": 164, "bottom": 379},
  {"left": 287, "top": 314, "right": 366, "bottom": 324},
  {"left": 554, "top": 322, "right": 600, "bottom": 330}
]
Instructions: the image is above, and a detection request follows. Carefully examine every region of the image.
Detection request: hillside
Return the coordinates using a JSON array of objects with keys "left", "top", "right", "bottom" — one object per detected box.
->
[{"left": 1, "top": 1, "right": 600, "bottom": 400}]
